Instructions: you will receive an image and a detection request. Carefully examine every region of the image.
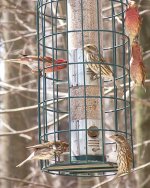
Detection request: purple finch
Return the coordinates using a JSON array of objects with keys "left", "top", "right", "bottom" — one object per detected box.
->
[
  {"left": 130, "top": 41, "right": 146, "bottom": 91},
  {"left": 84, "top": 44, "right": 121, "bottom": 89},
  {"left": 109, "top": 133, "right": 132, "bottom": 176},
  {"left": 125, "top": 1, "right": 142, "bottom": 44},
  {"left": 16, "top": 141, "right": 69, "bottom": 167},
  {"left": 6, "top": 55, "right": 67, "bottom": 74}
]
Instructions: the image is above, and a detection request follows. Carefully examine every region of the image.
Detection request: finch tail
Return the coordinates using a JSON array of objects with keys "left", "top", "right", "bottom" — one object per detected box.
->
[{"left": 16, "top": 152, "right": 35, "bottom": 167}]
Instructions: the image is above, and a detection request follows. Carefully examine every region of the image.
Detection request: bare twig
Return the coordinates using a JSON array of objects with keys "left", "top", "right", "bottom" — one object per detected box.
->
[
  {"left": 102, "top": 3, "right": 121, "bottom": 12},
  {"left": 0, "top": 176, "right": 53, "bottom": 188},
  {"left": 2, "top": 121, "right": 32, "bottom": 140},
  {"left": 0, "top": 81, "right": 68, "bottom": 95},
  {"left": 140, "top": 174, "right": 150, "bottom": 188},
  {"left": 15, "top": 14, "right": 35, "bottom": 32},
  {"left": 0, "top": 23, "right": 66, "bottom": 45},
  {"left": 18, "top": 92, "right": 37, "bottom": 102},
  {"left": 134, "top": 140, "right": 150, "bottom": 148},
  {"left": 104, "top": 79, "right": 150, "bottom": 96},
  {"left": 0, "top": 98, "right": 64, "bottom": 113},
  {"left": 143, "top": 50, "right": 150, "bottom": 61},
  {"left": 3, "top": 42, "right": 14, "bottom": 59},
  {"left": 140, "top": 10, "right": 150, "bottom": 15},
  {"left": 0, "top": 114, "right": 68, "bottom": 136},
  {"left": 91, "top": 162, "right": 150, "bottom": 188}
]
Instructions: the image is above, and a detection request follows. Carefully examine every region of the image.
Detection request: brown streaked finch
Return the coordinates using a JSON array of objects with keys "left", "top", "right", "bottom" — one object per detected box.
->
[
  {"left": 16, "top": 141, "right": 69, "bottom": 167},
  {"left": 84, "top": 44, "right": 122, "bottom": 89},
  {"left": 125, "top": 1, "right": 142, "bottom": 44},
  {"left": 109, "top": 133, "right": 132, "bottom": 176},
  {"left": 6, "top": 55, "right": 67, "bottom": 75},
  {"left": 130, "top": 41, "right": 146, "bottom": 92}
]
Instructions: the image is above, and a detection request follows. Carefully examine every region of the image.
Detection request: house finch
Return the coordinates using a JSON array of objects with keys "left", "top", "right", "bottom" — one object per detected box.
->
[
  {"left": 125, "top": 1, "right": 142, "bottom": 44},
  {"left": 6, "top": 55, "right": 67, "bottom": 74},
  {"left": 109, "top": 133, "right": 132, "bottom": 176},
  {"left": 16, "top": 141, "right": 69, "bottom": 167},
  {"left": 84, "top": 44, "right": 121, "bottom": 89},
  {"left": 130, "top": 41, "right": 146, "bottom": 91}
]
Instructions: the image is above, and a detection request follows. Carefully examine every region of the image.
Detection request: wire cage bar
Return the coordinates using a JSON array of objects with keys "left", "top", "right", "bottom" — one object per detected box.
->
[{"left": 37, "top": 0, "right": 133, "bottom": 177}]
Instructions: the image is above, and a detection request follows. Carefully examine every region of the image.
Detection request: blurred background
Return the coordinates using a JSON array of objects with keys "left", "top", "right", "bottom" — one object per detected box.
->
[{"left": 0, "top": 0, "right": 150, "bottom": 188}]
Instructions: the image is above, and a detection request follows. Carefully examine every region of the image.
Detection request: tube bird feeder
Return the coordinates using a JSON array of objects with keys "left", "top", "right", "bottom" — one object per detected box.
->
[{"left": 37, "top": 0, "right": 133, "bottom": 176}]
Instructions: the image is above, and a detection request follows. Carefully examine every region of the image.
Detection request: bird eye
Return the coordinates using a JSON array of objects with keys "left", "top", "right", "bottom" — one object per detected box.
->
[{"left": 115, "top": 134, "right": 119, "bottom": 136}]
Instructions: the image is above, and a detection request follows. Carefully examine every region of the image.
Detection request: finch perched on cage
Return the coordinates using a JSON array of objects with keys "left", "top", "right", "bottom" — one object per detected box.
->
[
  {"left": 109, "top": 133, "right": 132, "bottom": 176},
  {"left": 84, "top": 44, "right": 121, "bottom": 89},
  {"left": 6, "top": 55, "right": 67, "bottom": 75},
  {"left": 130, "top": 41, "right": 146, "bottom": 91},
  {"left": 125, "top": 1, "right": 142, "bottom": 44},
  {"left": 16, "top": 141, "right": 69, "bottom": 167}
]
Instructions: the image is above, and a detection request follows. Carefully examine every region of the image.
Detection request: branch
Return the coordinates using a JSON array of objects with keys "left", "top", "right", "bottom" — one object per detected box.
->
[
  {"left": 0, "top": 176, "right": 53, "bottom": 188},
  {"left": 0, "top": 114, "right": 68, "bottom": 136},
  {"left": 134, "top": 140, "right": 150, "bottom": 148},
  {"left": 15, "top": 14, "right": 35, "bottom": 32},
  {"left": 0, "top": 81, "right": 68, "bottom": 95},
  {"left": 143, "top": 50, "right": 150, "bottom": 61},
  {"left": 0, "top": 98, "right": 65, "bottom": 113},
  {"left": 2, "top": 121, "right": 31, "bottom": 140},
  {"left": 0, "top": 103, "right": 38, "bottom": 113},
  {"left": 0, "top": 23, "right": 66, "bottom": 45},
  {"left": 91, "top": 162, "right": 150, "bottom": 188},
  {"left": 18, "top": 92, "right": 37, "bottom": 102},
  {"left": 0, "top": 31, "right": 37, "bottom": 45},
  {"left": 3, "top": 72, "right": 32, "bottom": 83},
  {"left": 140, "top": 174, "right": 150, "bottom": 188},
  {"left": 140, "top": 10, "right": 150, "bottom": 15},
  {"left": 104, "top": 79, "right": 150, "bottom": 96},
  {"left": 102, "top": 3, "right": 121, "bottom": 12}
]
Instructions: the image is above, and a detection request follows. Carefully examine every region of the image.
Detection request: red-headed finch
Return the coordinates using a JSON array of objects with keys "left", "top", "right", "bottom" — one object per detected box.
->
[
  {"left": 84, "top": 44, "right": 121, "bottom": 89},
  {"left": 16, "top": 141, "right": 69, "bottom": 167},
  {"left": 125, "top": 1, "right": 142, "bottom": 44},
  {"left": 6, "top": 55, "right": 67, "bottom": 74},
  {"left": 109, "top": 134, "right": 132, "bottom": 176},
  {"left": 130, "top": 41, "right": 146, "bottom": 91}
]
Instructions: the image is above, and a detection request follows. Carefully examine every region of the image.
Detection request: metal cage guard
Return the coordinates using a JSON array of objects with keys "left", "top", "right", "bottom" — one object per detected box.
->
[{"left": 37, "top": 0, "right": 133, "bottom": 177}]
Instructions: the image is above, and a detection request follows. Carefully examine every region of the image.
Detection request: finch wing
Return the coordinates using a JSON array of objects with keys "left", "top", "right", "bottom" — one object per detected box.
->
[
  {"left": 26, "top": 141, "right": 63, "bottom": 150},
  {"left": 26, "top": 141, "right": 54, "bottom": 149}
]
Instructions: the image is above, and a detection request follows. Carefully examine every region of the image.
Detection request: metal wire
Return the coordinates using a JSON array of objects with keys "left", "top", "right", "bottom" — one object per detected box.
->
[{"left": 37, "top": 0, "right": 133, "bottom": 177}]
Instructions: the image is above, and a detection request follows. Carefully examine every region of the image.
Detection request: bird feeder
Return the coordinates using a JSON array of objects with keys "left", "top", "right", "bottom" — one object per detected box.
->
[{"left": 37, "top": 0, "right": 133, "bottom": 176}]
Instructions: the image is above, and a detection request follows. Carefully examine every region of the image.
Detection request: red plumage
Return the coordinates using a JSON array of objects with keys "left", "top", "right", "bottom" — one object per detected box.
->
[
  {"left": 125, "top": 1, "right": 142, "bottom": 44},
  {"left": 16, "top": 141, "right": 69, "bottom": 167},
  {"left": 6, "top": 55, "right": 67, "bottom": 74},
  {"left": 20, "top": 55, "right": 67, "bottom": 73},
  {"left": 130, "top": 41, "right": 146, "bottom": 91}
]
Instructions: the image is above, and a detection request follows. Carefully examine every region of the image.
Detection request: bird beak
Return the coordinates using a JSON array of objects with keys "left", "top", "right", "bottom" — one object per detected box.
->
[
  {"left": 83, "top": 45, "right": 87, "bottom": 49},
  {"left": 109, "top": 135, "right": 116, "bottom": 141}
]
